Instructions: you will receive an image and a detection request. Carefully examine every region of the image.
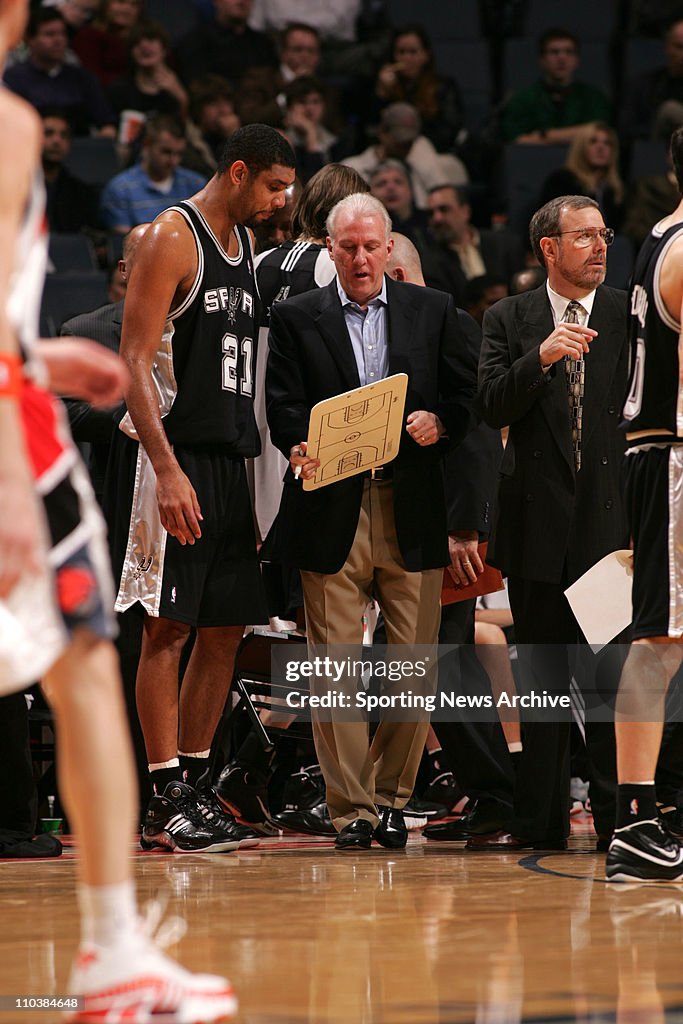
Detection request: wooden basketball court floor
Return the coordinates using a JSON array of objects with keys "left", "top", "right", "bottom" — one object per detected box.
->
[{"left": 2, "top": 816, "right": 683, "bottom": 1024}]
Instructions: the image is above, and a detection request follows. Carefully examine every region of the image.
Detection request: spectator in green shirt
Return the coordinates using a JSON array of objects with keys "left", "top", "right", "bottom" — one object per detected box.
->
[{"left": 501, "top": 28, "right": 611, "bottom": 145}]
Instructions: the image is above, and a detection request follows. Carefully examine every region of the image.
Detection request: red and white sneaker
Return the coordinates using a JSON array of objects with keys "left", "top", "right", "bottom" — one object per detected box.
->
[{"left": 65, "top": 933, "right": 237, "bottom": 1023}]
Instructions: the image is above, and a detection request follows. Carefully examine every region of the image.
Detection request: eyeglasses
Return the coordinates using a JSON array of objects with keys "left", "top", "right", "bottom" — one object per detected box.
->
[{"left": 551, "top": 228, "right": 615, "bottom": 247}]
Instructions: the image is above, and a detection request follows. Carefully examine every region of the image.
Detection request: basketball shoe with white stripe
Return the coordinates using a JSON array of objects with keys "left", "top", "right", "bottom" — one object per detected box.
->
[
  {"left": 141, "top": 782, "right": 240, "bottom": 853},
  {"left": 605, "top": 818, "right": 683, "bottom": 882},
  {"left": 66, "top": 932, "right": 237, "bottom": 1023}
]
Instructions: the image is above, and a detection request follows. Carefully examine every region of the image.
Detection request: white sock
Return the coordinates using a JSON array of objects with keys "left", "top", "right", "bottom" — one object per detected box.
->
[
  {"left": 148, "top": 758, "right": 180, "bottom": 772},
  {"left": 78, "top": 880, "right": 138, "bottom": 949}
]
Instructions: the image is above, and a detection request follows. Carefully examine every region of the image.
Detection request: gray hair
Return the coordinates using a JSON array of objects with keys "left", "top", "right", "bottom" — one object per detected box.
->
[
  {"left": 369, "top": 159, "right": 411, "bottom": 185},
  {"left": 326, "top": 192, "right": 392, "bottom": 241},
  {"left": 529, "top": 195, "right": 600, "bottom": 267}
]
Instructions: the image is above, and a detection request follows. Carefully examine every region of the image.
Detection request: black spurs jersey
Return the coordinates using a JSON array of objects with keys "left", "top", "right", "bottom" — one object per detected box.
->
[
  {"left": 123, "top": 200, "right": 260, "bottom": 455},
  {"left": 255, "top": 239, "right": 335, "bottom": 327},
  {"left": 622, "top": 219, "right": 683, "bottom": 448}
]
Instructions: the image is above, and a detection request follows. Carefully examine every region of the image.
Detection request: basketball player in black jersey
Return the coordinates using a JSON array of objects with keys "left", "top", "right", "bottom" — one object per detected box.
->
[
  {"left": 606, "top": 126, "right": 683, "bottom": 881},
  {"left": 108, "top": 124, "right": 296, "bottom": 851},
  {"left": 215, "top": 165, "right": 369, "bottom": 835}
]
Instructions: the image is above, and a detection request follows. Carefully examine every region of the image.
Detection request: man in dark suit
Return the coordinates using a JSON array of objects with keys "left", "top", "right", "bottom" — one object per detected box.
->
[
  {"left": 422, "top": 185, "right": 526, "bottom": 305},
  {"left": 60, "top": 222, "right": 149, "bottom": 501},
  {"left": 474, "top": 195, "right": 630, "bottom": 850},
  {"left": 266, "top": 193, "right": 480, "bottom": 850}
]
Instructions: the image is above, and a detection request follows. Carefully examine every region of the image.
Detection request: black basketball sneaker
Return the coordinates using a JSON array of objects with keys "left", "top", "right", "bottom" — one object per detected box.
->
[
  {"left": 195, "top": 782, "right": 261, "bottom": 848},
  {"left": 214, "top": 762, "right": 279, "bottom": 836},
  {"left": 271, "top": 765, "right": 336, "bottom": 836},
  {"left": 141, "top": 781, "right": 241, "bottom": 853},
  {"left": 606, "top": 818, "right": 683, "bottom": 882}
]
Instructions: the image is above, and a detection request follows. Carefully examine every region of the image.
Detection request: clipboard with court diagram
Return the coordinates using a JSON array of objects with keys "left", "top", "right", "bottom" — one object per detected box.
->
[{"left": 302, "top": 372, "right": 408, "bottom": 491}]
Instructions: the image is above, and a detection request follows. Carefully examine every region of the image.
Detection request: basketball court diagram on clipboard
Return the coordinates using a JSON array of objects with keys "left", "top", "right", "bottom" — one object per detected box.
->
[{"left": 303, "top": 373, "right": 408, "bottom": 491}]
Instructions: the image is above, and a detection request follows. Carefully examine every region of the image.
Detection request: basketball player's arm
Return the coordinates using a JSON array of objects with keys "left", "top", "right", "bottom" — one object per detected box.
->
[
  {"left": 119, "top": 214, "right": 203, "bottom": 545},
  {"left": 658, "top": 234, "right": 683, "bottom": 391},
  {"left": 0, "top": 96, "right": 43, "bottom": 595},
  {"left": 36, "top": 338, "right": 127, "bottom": 407}
]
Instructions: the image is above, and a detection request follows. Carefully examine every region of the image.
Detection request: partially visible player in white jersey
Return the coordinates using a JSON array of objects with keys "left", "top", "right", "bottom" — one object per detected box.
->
[
  {"left": 0, "top": 0, "right": 237, "bottom": 1019},
  {"left": 606, "top": 125, "right": 683, "bottom": 884}
]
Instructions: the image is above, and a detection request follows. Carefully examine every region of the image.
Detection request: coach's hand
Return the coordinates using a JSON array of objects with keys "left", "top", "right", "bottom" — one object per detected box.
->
[
  {"left": 539, "top": 322, "right": 597, "bottom": 368},
  {"left": 156, "top": 463, "right": 203, "bottom": 545}
]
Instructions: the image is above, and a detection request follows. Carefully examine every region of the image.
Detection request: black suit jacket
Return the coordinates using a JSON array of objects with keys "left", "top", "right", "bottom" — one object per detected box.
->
[
  {"left": 266, "top": 276, "right": 480, "bottom": 574},
  {"left": 60, "top": 299, "right": 124, "bottom": 498},
  {"left": 478, "top": 284, "right": 629, "bottom": 585},
  {"left": 422, "top": 229, "right": 526, "bottom": 304}
]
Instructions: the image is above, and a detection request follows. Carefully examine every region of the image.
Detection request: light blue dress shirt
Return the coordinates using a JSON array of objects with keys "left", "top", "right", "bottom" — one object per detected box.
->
[{"left": 336, "top": 276, "right": 389, "bottom": 387}]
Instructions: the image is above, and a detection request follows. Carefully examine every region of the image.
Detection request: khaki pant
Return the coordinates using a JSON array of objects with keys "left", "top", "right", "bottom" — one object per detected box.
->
[{"left": 301, "top": 480, "right": 442, "bottom": 830}]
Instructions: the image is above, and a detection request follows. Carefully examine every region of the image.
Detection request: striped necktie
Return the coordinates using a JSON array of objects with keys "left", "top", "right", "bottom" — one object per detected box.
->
[{"left": 563, "top": 300, "right": 585, "bottom": 471}]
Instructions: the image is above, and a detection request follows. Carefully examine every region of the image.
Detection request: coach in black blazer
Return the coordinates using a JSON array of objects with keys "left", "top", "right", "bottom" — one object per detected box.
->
[
  {"left": 266, "top": 193, "right": 479, "bottom": 849},
  {"left": 474, "top": 196, "right": 629, "bottom": 849},
  {"left": 266, "top": 273, "right": 479, "bottom": 578}
]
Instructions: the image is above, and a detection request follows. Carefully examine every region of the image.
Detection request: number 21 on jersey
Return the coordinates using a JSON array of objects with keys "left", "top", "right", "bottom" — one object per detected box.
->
[{"left": 222, "top": 333, "right": 253, "bottom": 396}]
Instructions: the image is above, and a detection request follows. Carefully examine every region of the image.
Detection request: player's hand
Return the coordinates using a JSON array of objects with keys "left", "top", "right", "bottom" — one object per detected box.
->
[
  {"left": 156, "top": 463, "right": 203, "bottom": 545},
  {"left": 406, "top": 410, "right": 444, "bottom": 446},
  {"left": 290, "top": 441, "right": 319, "bottom": 481},
  {"left": 37, "top": 338, "right": 129, "bottom": 407},
  {"left": 447, "top": 533, "right": 483, "bottom": 586},
  {"left": 538, "top": 322, "right": 597, "bottom": 368}
]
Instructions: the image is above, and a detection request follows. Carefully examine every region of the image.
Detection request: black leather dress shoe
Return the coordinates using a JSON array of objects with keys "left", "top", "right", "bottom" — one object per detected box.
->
[
  {"left": 374, "top": 806, "right": 408, "bottom": 849},
  {"left": 272, "top": 802, "right": 336, "bottom": 836},
  {"left": 466, "top": 830, "right": 567, "bottom": 851},
  {"left": 423, "top": 798, "right": 508, "bottom": 841},
  {"left": 334, "top": 818, "right": 374, "bottom": 849}
]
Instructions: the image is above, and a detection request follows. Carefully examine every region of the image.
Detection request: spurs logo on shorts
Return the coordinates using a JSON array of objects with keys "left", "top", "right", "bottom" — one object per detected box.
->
[{"left": 132, "top": 555, "right": 153, "bottom": 579}]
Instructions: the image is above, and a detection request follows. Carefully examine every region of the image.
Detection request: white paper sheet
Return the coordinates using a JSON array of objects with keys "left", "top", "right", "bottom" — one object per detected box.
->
[{"left": 564, "top": 549, "right": 633, "bottom": 653}]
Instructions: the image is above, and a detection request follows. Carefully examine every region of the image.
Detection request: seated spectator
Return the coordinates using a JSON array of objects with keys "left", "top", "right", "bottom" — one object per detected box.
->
[
  {"left": 344, "top": 101, "right": 467, "bottom": 208},
  {"left": 501, "top": 28, "right": 611, "bottom": 145},
  {"left": 100, "top": 114, "right": 206, "bottom": 232},
  {"left": 183, "top": 75, "right": 241, "bottom": 178},
  {"left": 620, "top": 17, "right": 683, "bottom": 142},
  {"left": 107, "top": 21, "right": 188, "bottom": 143},
  {"left": 240, "top": 22, "right": 323, "bottom": 126},
  {"left": 41, "top": 108, "right": 98, "bottom": 233},
  {"left": 371, "top": 24, "right": 464, "bottom": 153},
  {"left": 72, "top": 0, "right": 143, "bottom": 87},
  {"left": 282, "top": 76, "right": 342, "bottom": 181},
  {"left": 622, "top": 141, "right": 679, "bottom": 248},
  {"left": 177, "top": 0, "right": 277, "bottom": 90},
  {"left": 4, "top": 8, "right": 116, "bottom": 136},
  {"left": 539, "top": 121, "right": 624, "bottom": 230},
  {"left": 247, "top": 0, "right": 382, "bottom": 80},
  {"left": 463, "top": 274, "right": 508, "bottom": 326},
  {"left": 369, "top": 158, "right": 429, "bottom": 247},
  {"left": 422, "top": 184, "right": 525, "bottom": 304}
]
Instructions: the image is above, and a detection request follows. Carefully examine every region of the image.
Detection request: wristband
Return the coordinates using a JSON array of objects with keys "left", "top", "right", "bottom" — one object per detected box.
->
[{"left": 0, "top": 353, "right": 22, "bottom": 399}]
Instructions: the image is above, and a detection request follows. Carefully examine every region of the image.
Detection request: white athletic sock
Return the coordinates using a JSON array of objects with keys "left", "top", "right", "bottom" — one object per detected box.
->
[
  {"left": 78, "top": 880, "right": 138, "bottom": 948},
  {"left": 148, "top": 758, "right": 180, "bottom": 772}
]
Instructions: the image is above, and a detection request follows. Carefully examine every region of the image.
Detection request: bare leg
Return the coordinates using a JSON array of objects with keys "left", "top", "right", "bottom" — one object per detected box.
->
[
  {"left": 615, "top": 637, "right": 683, "bottom": 782},
  {"left": 42, "top": 630, "right": 136, "bottom": 886},
  {"left": 475, "top": 621, "right": 521, "bottom": 749},
  {"left": 136, "top": 615, "right": 192, "bottom": 764},
  {"left": 178, "top": 625, "right": 244, "bottom": 754}
]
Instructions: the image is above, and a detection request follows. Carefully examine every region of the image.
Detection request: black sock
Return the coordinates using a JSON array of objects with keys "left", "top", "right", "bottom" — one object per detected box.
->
[
  {"left": 150, "top": 765, "right": 182, "bottom": 796},
  {"left": 616, "top": 783, "right": 658, "bottom": 829},
  {"left": 236, "top": 732, "right": 275, "bottom": 774},
  {"left": 179, "top": 755, "right": 210, "bottom": 788}
]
